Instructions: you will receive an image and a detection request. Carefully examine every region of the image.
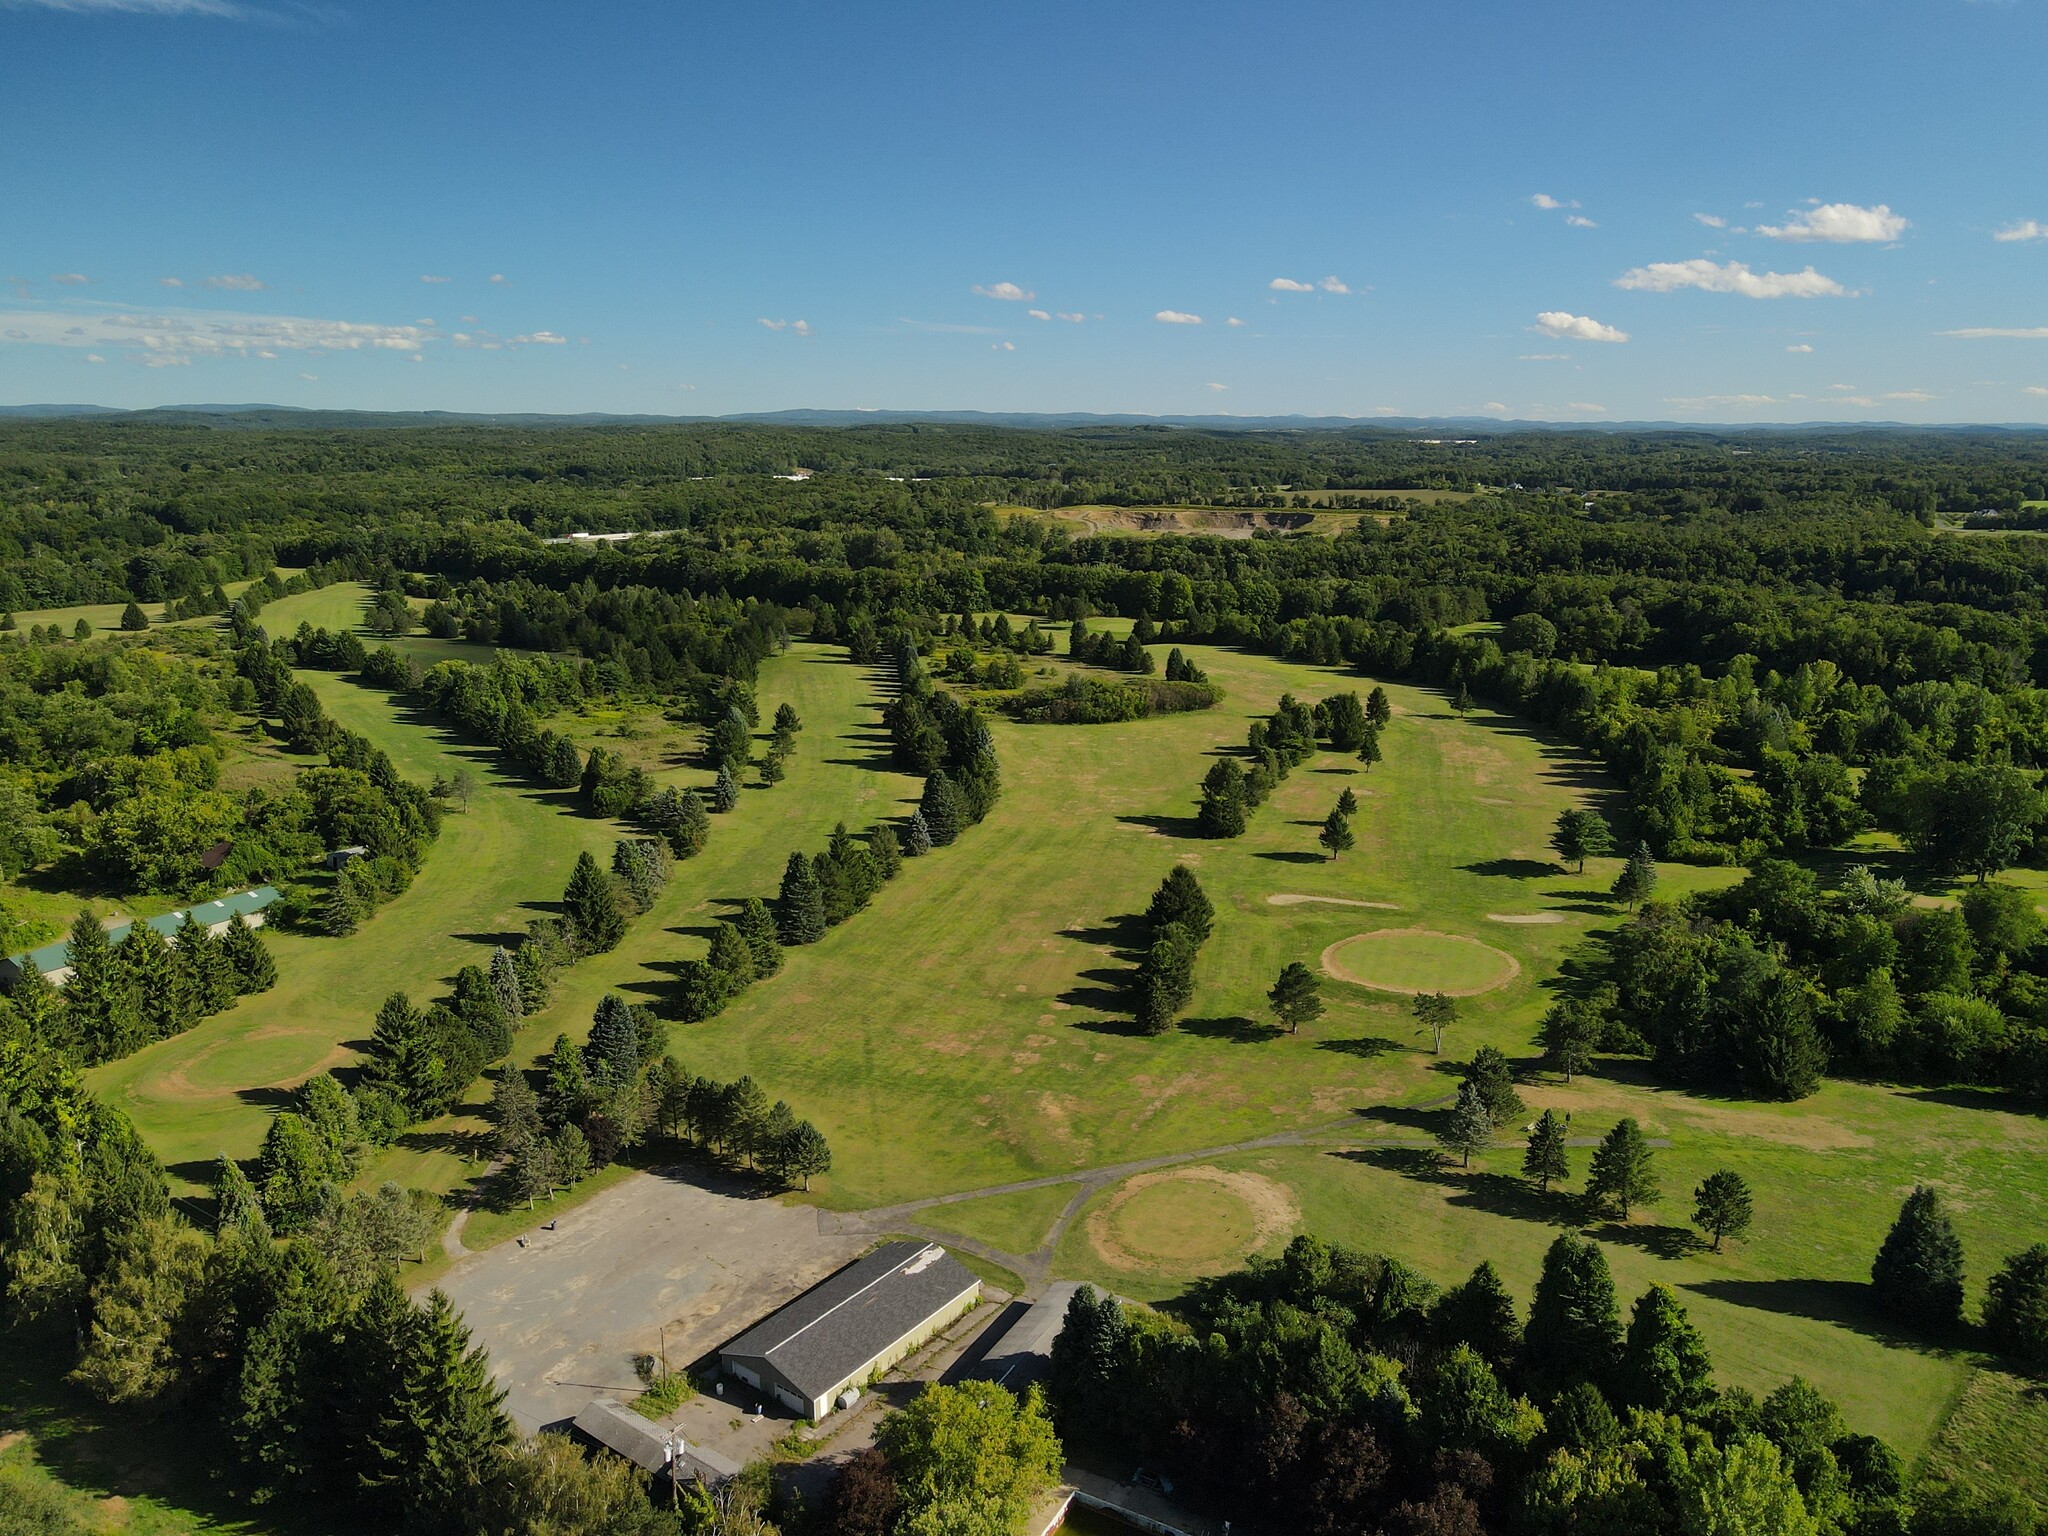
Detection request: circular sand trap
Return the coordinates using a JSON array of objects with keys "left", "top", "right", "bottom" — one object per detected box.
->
[
  {"left": 1487, "top": 912, "right": 1565, "bottom": 925},
  {"left": 1267, "top": 894, "right": 1399, "bottom": 909},
  {"left": 1088, "top": 1166, "right": 1300, "bottom": 1275},
  {"left": 1321, "top": 928, "right": 1521, "bottom": 995}
]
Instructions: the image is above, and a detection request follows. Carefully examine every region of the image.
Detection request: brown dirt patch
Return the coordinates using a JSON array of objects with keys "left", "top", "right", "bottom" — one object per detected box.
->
[
  {"left": 1267, "top": 894, "right": 1400, "bottom": 909},
  {"left": 1486, "top": 912, "right": 1565, "bottom": 925},
  {"left": 1086, "top": 1165, "right": 1301, "bottom": 1275}
]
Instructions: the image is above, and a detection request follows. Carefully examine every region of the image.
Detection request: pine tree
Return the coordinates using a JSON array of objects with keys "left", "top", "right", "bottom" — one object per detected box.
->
[
  {"left": 1195, "top": 759, "right": 1248, "bottom": 839},
  {"left": 1523, "top": 1108, "right": 1570, "bottom": 1193},
  {"left": 257, "top": 1112, "right": 337, "bottom": 1233},
  {"left": 120, "top": 601, "right": 150, "bottom": 631},
  {"left": 1453, "top": 680, "right": 1474, "bottom": 716},
  {"left": 550, "top": 1123, "right": 591, "bottom": 1187},
  {"left": 706, "top": 921, "right": 757, "bottom": 989},
  {"left": 1526, "top": 1233, "right": 1622, "bottom": 1393},
  {"left": 1692, "top": 1170, "right": 1754, "bottom": 1252},
  {"left": 776, "top": 852, "right": 827, "bottom": 945},
  {"left": 364, "top": 991, "right": 445, "bottom": 1118},
  {"left": 181, "top": 919, "right": 239, "bottom": 1015},
  {"left": 1366, "top": 685, "right": 1392, "bottom": 728},
  {"left": 723, "top": 1076, "right": 770, "bottom": 1168},
  {"left": 214, "top": 1155, "right": 270, "bottom": 1240},
  {"left": 1337, "top": 788, "right": 1359, "bottom": 817},
  {"left": 711, "top": 764, "right": 739, "bottom": 813},
  {"left": 546, "top": 735, "right": 584, "bottom": 788},
  {"left": 1356, "top": 725, "right": 1383, "bottom": 771},
  {"left": 783, "top": 1122, "right": 832, "bottom": 1190},
  {"left": 488, "top": 946, "right": 524, "bottom": 1022},
  {"left": 562, "top": 851, "right": 626, "bottom": 953},
  {"left": 1588, "top": 1117, "right": 1660, "bottom": 1219},
  {"left": 1871, "top": 1185, "right": 1966, "bottom": 1329},
  {"left": 919, "top": 771, "right": 965, "bottom": 847},
  {"left": 672, "top": 789, "right": 710, "bottom": 856},
  {"left": 1135, "top": 922, "right": 1198, "bottom": 1035},
  {"left": 904, "top": 809, "right": 934, "bottom": 857},
  {"left": 1430, "top": 1261, "right": 1524, "bottom": 1372},
  {"left": 221, "top": 915, "right": 277, "bottom": 993},
  {"left": 487, "top": 1069, "right": 543, "bottom": 1160},
  {"left": 869, "top": 823, "right": 903, "bottom": 881},
  {"left": 1611, "top": 841, "right": 1658, "bottom": 911},
  {"left": 1268, "top": 961, "right": 1325, "bottom": 1034},
  {"left": 1437, "top": 1081, "right": 1493, "bottom": 1167},
  {"left": 64, "top": 910, "right": 140, "bottom": 1064},
  {"left": 1538, "top": 997, "right": 1600, "bottom": 1082},
  {"left": 122, "top": 921, "right": 193, "bottom": 1041},
  {"left": 1984, "top": 1245, "right": 2048, "bottom": 1367},
  {"left": 1463, "top": 1045, "right": 1525, "bottom": 1126},
  {"left": 1620, "top": 1284, "right": 1714, "bottom": 1413},
  {"left": 1147, "top": 866, "right": 1215, "bottom": 945},
  {"left": 584, "top": 995, "right": 641, "bottom": 1088},
  {"left": 354, "top": 1281, "right": 511, "bottom": 1527},
  {"left": 1318, "top": 808, "right": 1355, "bottom": 861}
]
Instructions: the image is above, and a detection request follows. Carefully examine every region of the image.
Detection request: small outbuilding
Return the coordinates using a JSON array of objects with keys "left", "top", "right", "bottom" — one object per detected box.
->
[
  {"left": 965, "top": 1281, "right": 1078, "bottom": 1393},
  {"left": 324, "top": 845, "right": 369, "bottom": 870},
  {"left": 719, "top": 1241, "right": 981, "bottom": 1422},
  {"left": 570, "top": 1398, "right": 740, "bottom": 1488},
  {"left": 1, "top": 886, "right": 279, "bottom": 989}
]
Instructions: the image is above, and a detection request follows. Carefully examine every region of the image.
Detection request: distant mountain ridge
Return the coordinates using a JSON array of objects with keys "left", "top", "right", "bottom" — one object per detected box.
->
[{"left": 2, "top": 402, "right": 2045, "bottom": 434}]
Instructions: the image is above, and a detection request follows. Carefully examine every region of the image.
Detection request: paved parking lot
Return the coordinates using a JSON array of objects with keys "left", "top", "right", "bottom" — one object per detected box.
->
[{"left": 432, "top": 1164, "right": 866, "bottom": 1432}]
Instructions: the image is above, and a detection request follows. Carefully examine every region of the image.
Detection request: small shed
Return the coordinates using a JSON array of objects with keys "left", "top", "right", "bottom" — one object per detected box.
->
[
  {"left": 966, "top": 1282, "right": 1078, "bottom": 1393},
  {"left": 719, "top": 1241, "right": 981, "bottom": 1421},
  {"left": 570, "top": 1399, "right": 740, "bottom": 1487},
  {"left": 324, "top": 845, "right": 369, "bottom": 870}
]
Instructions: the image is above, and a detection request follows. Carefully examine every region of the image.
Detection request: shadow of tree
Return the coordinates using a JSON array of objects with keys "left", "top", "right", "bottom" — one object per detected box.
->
[
  {"left": 1317, "top": 1034, "right": 1404, "bottom": 1060},
  {"left": 1588, "top": 1219, "right": 1704, "bottom": 1259},
  {"left": 1462, "top": 858, "right": 1560, "bottom": 879},
  {"left": 1116, "top": 813, "right": 1205, "bottom": 840},
  {"left": 234, "top": 1085, "right": 296, "bottom": 1110},
  {"left": 1073, "top": 1017, "right": 1153, "bottom": 1039},
  {"left": 1682, "top": 1278, "right": 1966, "bottom": 1352},
  {"left": 1256, "top": 850, "right": 1327, "bottom": 865},
  {"left": 1179, "top": 1014, "right": 1284, "bottom": 1044}
]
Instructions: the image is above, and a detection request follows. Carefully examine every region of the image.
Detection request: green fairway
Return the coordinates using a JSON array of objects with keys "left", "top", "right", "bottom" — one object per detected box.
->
[
  {"left": 916, "top": 1182, "right": 1081, "bottom": 1256},
  {"left": 1321, "top": 927, "right": 1521, "bottom": 994}
]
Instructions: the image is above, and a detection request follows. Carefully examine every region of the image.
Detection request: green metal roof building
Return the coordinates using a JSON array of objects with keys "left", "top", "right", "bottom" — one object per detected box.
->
[{"left": 1, "top": 886, "right": 280, "bottom": 988}]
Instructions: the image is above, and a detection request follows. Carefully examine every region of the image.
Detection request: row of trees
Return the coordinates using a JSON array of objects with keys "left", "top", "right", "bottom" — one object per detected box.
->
[{"left": 1135, "top": 865, "right": 1214, "bottom": 1034}]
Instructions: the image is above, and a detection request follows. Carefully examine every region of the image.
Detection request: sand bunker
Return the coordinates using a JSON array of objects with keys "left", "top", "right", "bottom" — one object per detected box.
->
[
  {"left": 1487, "top": 912, "right": 1565, "bottom": 925},
  {"left": 1267, "top": 894, "right": 1399, "bottom": 909},
  {"left": 1088, "top": 1166, "right": 1300, "bottom": 1275},
  {"left": 1321, "top": 928, "right": 1521, "bottom": 996}
]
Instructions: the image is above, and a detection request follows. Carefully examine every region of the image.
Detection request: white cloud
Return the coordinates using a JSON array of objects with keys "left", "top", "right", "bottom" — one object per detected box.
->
[
  {"left": 757, "top": 318, "right": 813, "bottom": 334},
  {"left": 1531, "top": 194, "right": 1565, "bottom": 210},
  {"left": 1518, "top": 352, "right": 1570, "bottom": 361},
  {"left": 1994, "top": 220, "right": 2047, "bottom": 243},
  {"left": 158, "top": 276, "right": 184, "bottom": 287},
  {"left": 1884, "top": 389, "right": 1936, "bottom": 402},
  {"left": 1565, "top": 215, "right": 1597, "bottom": 229},
  {"left": 2025, "top": 386, "right": 2048, "bottom": 397},
  {"left": 1027, "top": 309, "right": 1050, "bottom": 320},
  {"left": 1786, "top": 343, "right": 1813, "bottom": 353},
  {"left": 1755, "top": 202, "right": 1907, "bottom": 243},
  {"left": 1666, "top": 394, "right": 1786, "bottom": 409},
  {"left": 299, "top": 371, "right": 317, "bottom": 381},
  {"left": 1483, "top": 402, "right": 1509, "bottom": 413},
  {"left": 1534, "top": 310, "right": 1629, "bottom": 343},
  {"left": 1830, "top": 383, "right": 1859, "bottom": 391},
  {"left": 1055, "top": 311, "right": 1085, "bottom": 324},
  {"left": 1269, "top": 278, "right": 1315, "bottom": 292},
  {"left": 489, "top": 273, "right": 508, "bottom": 284},
  {"left": 1154, "top": 310, "right": 1203, "bottom": 325},
  {"left": 1938, "top": 327, "right": 2048, "bottom": 339},
  {"left": 1694, "top": 213, "right": 1727, "bottom": 229},
  {"left": 1224, "top": 316, "right": 1245, "bottom": 327},
  {"left": 0, "top": 303, "right": 434, "bottom": 366},
  {"left": 991, "top": 341, "right": 1015, "bottom": 351},
  {"left": 508, "top": 330, "right": 566, "bottom": 345},
  {"left": 1206, "top": 382, "right": 1227, "bottom": 391},
  {"left": 85, "top": 353, "right": 104, "bottom": 363},
  {"left": 972, "top": 281, "right": 1034, "bottom": 301},
  {"left": 50, "top": 273, "right": 89, "bottom": 285},
  {"left": 204, "top": 273, "right": 265, "bottom": 291},
  {"left": 1614, "top": 258, "right": 1847, "bottom": 298},
  {"left": 1319, "top": 276, "right": 1350, "bottom": 293},
  {"left": 1568, "top": 402, "right": 1608, "bottom": 413}
]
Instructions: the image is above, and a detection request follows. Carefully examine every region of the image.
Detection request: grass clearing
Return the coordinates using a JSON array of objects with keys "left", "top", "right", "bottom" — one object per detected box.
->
[
  {"left": 1321, "top": 927, "right": 1521, "bottom": 994},
  {"left": 1920, "top": 1368, "right": 2048, "bottom": 1510},
  {"left": 915, "top": 1183, "right": 1081, "bottom": 1256}
]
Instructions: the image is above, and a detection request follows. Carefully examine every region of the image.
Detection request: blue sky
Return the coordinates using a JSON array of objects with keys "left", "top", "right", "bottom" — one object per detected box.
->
[{"left": 3, "top": 0, "right": 2046, "bottom": 422}]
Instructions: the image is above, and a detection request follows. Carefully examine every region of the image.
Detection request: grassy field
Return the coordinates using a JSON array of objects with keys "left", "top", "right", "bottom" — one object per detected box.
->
[
  {"left": 916, "top": 1182, "right": 1081, "bottom": 1256},
  {"left": 5, "top": 574, "right": 276, "bottom": 637}
]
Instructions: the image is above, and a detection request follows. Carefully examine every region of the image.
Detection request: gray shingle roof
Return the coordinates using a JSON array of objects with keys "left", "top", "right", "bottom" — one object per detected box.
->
[
  {"left": 969, "top": 1281, "right": 1077, "bottom": 1391},
  {"left": 720, "top": 1241, "right": 979, "bottom": 1400}
]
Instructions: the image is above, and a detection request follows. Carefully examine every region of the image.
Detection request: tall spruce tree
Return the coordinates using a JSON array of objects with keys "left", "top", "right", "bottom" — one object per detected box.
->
[
  {"left": 1268, "top": 962, "right": 1325, "bottom": 1035},
  {"left": 562, "top": 851, "right": 627, "bottom": 953},
  {"left": 1620, "top": 1284, "right": 1715, "bottom": 1413},
  {"left": 64, "top": 910, "right": 140, "bottom": 1063},
  {"left": 1437, "top": 1082, "right": 1494, "bottom": 1167},
  {"left": 1195, "top": 759, "right": 1248, "bottom": 839},
  {"left": 1526, "top": 1233, "right": 1622, "bottom": 1394},
  {"left": 904, "top": 809, "right": 934, "bottom": 857},
  {"left": 919, "top": 771, "right": 966, "bottom": 847},
  {"left": 1611, "top": 841, "right": 1658, "bottom": 911},
  {"left": 1871, "top": 1184, "right": 1966, "bottom": 1329},
  {"left": 1135, "top": 922, "right": 1198, "bottom": 1035},
  {"left": 584, "top": 995, "right": 641, "bottom": 1088},
  {"left": 1523, "top": 1108, "right": 1570, "bottom": 1193},
  {"left": 181, "top": 919, "right": 239, "bottom": 1014},
  {"left": 1366, "top": 685, "right": 1392, "bottom": 728},
  {"left": 1318, "top": 807, "right": 1356, "bottom": 861},
  {"left": 672, "top": 789, "right": 711, "bottom": 856},
  {"left": 711, "top": 764, "right": 739, "bottom": 814},
  {"left": 1147, "top": 865, "right": 1214, "bottom": 945},
  {"left": 1431, "top": 1260, "right": 1524, "bottom": 1373},
  {"left": 868, "top": 823, "right": 903, "bottom": 881},
  {"left": 776, "top": 851, "right": 827, "bottom": 945},
  {"left": 214, "top": 1155, "right": 270, "bottom": 1239},
  {"left": 364, "top": 991, "right": 445, "bottom": 1118},
  {"left": 221, "top": 915, "right": 277, "bottom": 993},
  {"left": 1463, "top": 1045, "right": 1526, "bottom": 1127},
  {"left": 488, "top": 946, "right": 524, "bottom": 1022},
  {"left": 1692, "top": 1170, "right": 1754, "bottom": 1252},
  {"left": 122, "top": 921, "right": 193, "bottom": 1041},
  {"left": 1588, "top": 1117, "right": 1660, "bottom": 1219}
]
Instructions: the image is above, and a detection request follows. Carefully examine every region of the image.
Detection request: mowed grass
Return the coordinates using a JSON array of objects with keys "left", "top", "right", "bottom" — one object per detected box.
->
[
  {"left": 678, "top": 639, "right": 1716, "bottom": 1211},
  {"left": 916, "top": 1183, "right": 1081, "bottom": 1256},
  {"left": 1107, "top": 1179, "right": 1259, "bottom": 1266},
  {"left": 92, "top": 585, "right": 921, "bottom": 1200},
  {"left": 1323, "top": 928, "right": 1521, "bottom": 994}
]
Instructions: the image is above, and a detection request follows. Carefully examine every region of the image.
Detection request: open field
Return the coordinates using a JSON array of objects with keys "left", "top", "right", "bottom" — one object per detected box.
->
[
  {"left": 5, "top": 574, "right": 277, "bottom": 637},
  {"left": 994, "top": 502, "right": 1441, "bottom": 538}
]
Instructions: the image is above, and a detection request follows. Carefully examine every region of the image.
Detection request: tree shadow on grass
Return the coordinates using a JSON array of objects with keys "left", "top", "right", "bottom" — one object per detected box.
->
[
  {"left": 1061, "top": 912, "right": 1150, "bottom": 956},
  {"left": 1058, "top": 976, "right": 1133, "bottom": 1012},
  {"left": 1587, "top": 1219, "right": 1704, "bottom": 1260},
  {"left": 1682, "top": 1278, "right": 1959, "bottom": 1352},
  {"left": 1257, "top": 850, "right": 1328, "bottom": 865},
  {"left": 1351, "top": 1103, "right": 1448, "bottom": 1135},
  {"left": 1317, "top": 1034, "right": 1404, "bottom": 1060},
  {"left": 1116, "top": 813, "right": 1205, "bottom": 840},
  {"left": 452, "top": 930, "right": 529, "bottom": 949},
  {"left": 234, "top": 1085, "right": 297, "bottom": 1110},
  {"left": 1465, "top": 858, "right": 1561, "bottom": 879},
  {"left": 1336, "top": 1149, "right": 1590, "bottom": 1233},
  {"left": 1072, "top": 1017, "right": 1152, "bottom": 1039},
  {"left": 1179, "top": 1014, "right": 1284, "bottom": 1044}
]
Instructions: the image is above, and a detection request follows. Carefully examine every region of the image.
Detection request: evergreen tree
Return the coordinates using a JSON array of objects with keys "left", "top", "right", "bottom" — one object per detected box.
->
[
  {"left": 1526, "top": 1233, "right": 1623, "bottom": 1393},
  {"left": 776, "top": 851, "right": 827, "bottom": 945},
  {"left": 1692, "top": 1170, "right": 1754, "bottom": 1252},
  {"left": 706, "top": 921, "right": 757, "bottom": 989},
  {"left": 782, "top": 1122, "right": 831, "bottom": 1190},
  {"left": 774, "top": 702, "right": 802, "bottom": 735},
  {"left": 1738, "top": 972, "right": 1829, "bottom": 1101},
  {"left": 562, "top": 851, "right": 626, "bottom": 953},
  {"left": 488, "top": 946, "right": 524, "bottom": 1022},
  {"left": 363, "top": 991, "right": 445, "bottom": 1118},
  {"left": 213, "top": 1155, "right": 270, "bottom": 1240},
  {"left": 1048, "top": 1285, "right": 1130, "bottom": 1443},
  {"left": 1463, "top": 1045, "right": 1526, "bottom": 1126},
  {"left": 1453, "top": 680, "right": 1474, "bottom": 715},
  {"left": 1523, "top": 1108, "right": 1571, "bottom": 1193},
  {"left": 546, "top": 735, "right": 584, "bottom": 788},
  {"left": 1337, "top": 787, "right": 1359, "bottom": 817},
  {"left": 869, "top": 823, "right": 903, "bottom": 880},
  {"left": 737, "top": 896, "right": 784, "bottom": 976},
  {"left": 1356, "top": 724, "right": 1384, "bottom": 771},
  {"left": 64, "top": 910, "right": 140, "bottom": 1063},
  {"left": 583, "top": 995, "right": 641, "bottom": 1088},
  {"left": 1620, "top": 1284, "right": 1715, "bottom": 1413},
  {"left": 672, "top": 788, "right": 711, "bottom": 856},
  {"left": 919, "top": 770, "right": 966, "bottom": 847},
  {"left": 181, "top": 919, "right": 239, "bottom": 1015},
  {"left": 1871, "top": 1184, "right": 1965, "bottom": 1329},
  {"left": 711, "top": 764, "right": 739, "bottom": 813},
  {"left": 1437, "top": 1081, "right": 1493, "bottom": 1167},
  {"left": 1318, "top": 807, "right": 1355, "bottom": 861},
  {"left": 488, "top": 1069, "right": 543, "bottom": 1160},
  {"left": 1538, "top": 997, "right": 1600, "bottom": 1083},
  {"left": 540, "top": 1034, "right": 594, "bottom": 1128},
  {"left": 610, "top": 840, "right": 661, "bottom": 913},
  {"left": 323, "top": 866, "right": 370, "bottom": 937},
  {"left": 120, "top": 601, "right": 149, "bottom": 631},
  {"left": 1550, "top": 808, "right": 1616, "bottom": 874},
  {"left": 550, "top": 1123, "right": 591, "bottom": 1187},
  {"left": 1268, "top": 961, "right": 1325, "bottom": 1034},
  {"left": 297, "top": 1072, "right": 361, "bottom": 1169},
  {"left": 1324, "top": 691, "right": 1369, "bottom": 751},
  {"left": 1196, "top": 759, "right": 1248, "bottom": 839},
  {"left": 1135, "top": 922, "right": 1199, "bottom": 1035},
  {"left": 122, "top": 921, "right": 193, "bottom": 1041},
  {"left": 1611, "top": 841, "right": 1658, "bottom": 911},
  {"left": 258, "top": 1112, "right": 338, "bottom": 1233},
  {"left": 1366, "top": 685, "right": 1393, "bottom": 728},
  {"left": 1588, "top": 1117, "right": 1660, "bottom": 1219},
  {"left": 1431, "top": 1260, "right": 1524, "bottom": 1373},
  {"left": 221, "top": 915, "right": 277, "bottom": 993},
  {"left": 1147, "top": 865, "right": 1214, "bottom": 945},
  {"left": 1984, "top": 1245, "right": 2048, "bottom": 1367},
  {"left": 722, "top": 1076, "right": 770, "bottom": 1168},
  {"left": 904, "top": 809, "right": 934, "bottom": 857}
]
